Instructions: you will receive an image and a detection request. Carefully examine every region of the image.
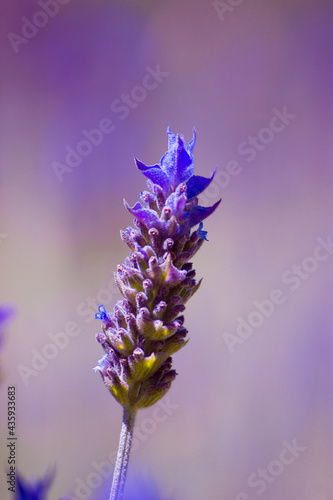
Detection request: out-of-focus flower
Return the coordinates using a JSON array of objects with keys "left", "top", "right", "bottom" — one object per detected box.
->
[
  {"left": 0, "top": 305, "right": 15, "bottom": 334},
  {"left": 93, "top": 470, "right": 164, "bottom": 500},
  {"left": 95, "top": 128, "right": 221, "bottom": 411},
  {"left": 0, "top": 305, "right": 15, "bottom": 381},
  {"left": 15, "top": 470, "right": 54, "bottom": 500}
]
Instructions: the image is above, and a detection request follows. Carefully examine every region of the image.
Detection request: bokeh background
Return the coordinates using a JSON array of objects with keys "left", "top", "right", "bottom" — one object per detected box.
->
[{"left": 1, "top": 0, "right": 333, "bottom": 499}]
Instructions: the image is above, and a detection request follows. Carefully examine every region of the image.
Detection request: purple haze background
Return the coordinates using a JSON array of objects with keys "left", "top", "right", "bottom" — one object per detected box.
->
[{"left": 1, "top": 1, "right": 333, "bottom": 499}]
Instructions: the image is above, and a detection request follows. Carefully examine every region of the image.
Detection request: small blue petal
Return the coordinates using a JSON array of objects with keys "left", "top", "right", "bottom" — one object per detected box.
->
[
  {"left": 94, "top": 354, "right": 111, "bottom": 375},
  {"left": 95, "top": 305, "right": 107, "bottom": 321},
  {"left": 198, "top": 222, "right": 209, "bottom": 241}
]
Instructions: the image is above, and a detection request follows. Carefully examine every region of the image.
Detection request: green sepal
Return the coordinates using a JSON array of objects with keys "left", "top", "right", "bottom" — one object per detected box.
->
[
  {"left": 129, "top": 352, "right": 161, "bottom": 382},
  {"left": 136, "top": 382, "right": 170, "bottom": 409},
  {"left": 163, "top": 336, "right": 189, "bottom": 357},
  {"left": 106, "top": 331, "right": 134, "bottom": 357},
  {"left": 106, "top": 379, "right": 129, "bottom": 407},
  {"left": 181, "top": 278, "right": 202, "bottom": 303},
  {"left": 151, "top": 320, "right": 175, "bottom": 341}
]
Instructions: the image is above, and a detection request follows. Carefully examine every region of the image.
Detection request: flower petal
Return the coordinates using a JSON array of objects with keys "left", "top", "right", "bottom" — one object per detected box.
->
[
  {"left": 198, "top": 222, "right": 209, "bottom": 241},
  {"left": 160, "top": 131, "right": 194, "bottom": 187},
  {"left": 16, "top": 469, "right": 54, "bottom": 500},
  {"left": 93, "top": 353, "right": 111, "bottom": 375},
  {"left": 135, "top": 159, "right": 170, "bottom": 194},
  {"left": 166, "top": 126, "right": 177, "bottom": 150},
  {"left": 124, "top": 200, "right": 160, "bottom": 229},
  {"left": 186, "top": 127, "right": 196, "bottom": 155},
  {"left": 187, "top": 199, "right": 222, "bottom": 228},
  {"left": 159, "top": 252, "right": 187, "bottom": 286},
  {"left": 186, "top": 167, "right": 217, "bottom": 199},
  {"left": 0, "top": 305, "right": 15, "bottom": 329}
]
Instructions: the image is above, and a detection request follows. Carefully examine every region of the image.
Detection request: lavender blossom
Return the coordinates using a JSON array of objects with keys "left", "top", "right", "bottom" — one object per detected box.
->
[
  {"left": 0, "top": 305, "right": 15, "bottom": 381},
  {"left": 0, "top": 305, "right": 14, "bottom": 338},
  {"left": 95, "top": 128, "right": 220, "bottom": 410},
  {"left": 15, "top": 470, "right": 54, "bottom": 500},
  {"left": 94, "top": 128, "right": 220, "bottom": 500}
]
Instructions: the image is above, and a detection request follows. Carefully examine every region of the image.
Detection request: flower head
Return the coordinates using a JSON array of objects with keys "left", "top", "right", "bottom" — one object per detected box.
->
[
  {"left": 0, "top": 305, "right": 15, "bottom": 332},
  {"left": 95, "top": 128, "right": 220, "bottom": 410},
  {"left": 135, "top": 127, "right": 196, "bottom": 193},
  {"left": 128, "top": 128, "right": 220, "bottom": 238},
  {"left": 15, "top": 470, "right": 54, "bottom": 500},
  {"left": 0, "top": 305, "right": 15, "bottom": 381}
]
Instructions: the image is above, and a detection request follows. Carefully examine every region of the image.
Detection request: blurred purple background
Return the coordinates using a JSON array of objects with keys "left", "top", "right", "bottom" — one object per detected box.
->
[{"left": 1, "top": 1, "right": 333, "bottom": 499}]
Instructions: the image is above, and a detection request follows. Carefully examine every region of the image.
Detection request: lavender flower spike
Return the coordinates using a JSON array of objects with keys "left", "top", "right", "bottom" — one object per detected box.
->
[{"left": 95, "top": 128, "right": 221, "bottom": 500}]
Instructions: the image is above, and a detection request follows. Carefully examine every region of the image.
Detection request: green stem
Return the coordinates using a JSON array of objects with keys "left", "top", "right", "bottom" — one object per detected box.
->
[{"left": 110, "top": 408, "right": 137, "bottom": 500}]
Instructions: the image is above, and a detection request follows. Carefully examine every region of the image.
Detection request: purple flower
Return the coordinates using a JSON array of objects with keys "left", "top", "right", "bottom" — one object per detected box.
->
[
  {"left": 0, "top": 305, "right": 15, "bottom": 378},
  {"left": 95, "top": 128, "right": 220, "bottom": 410},
  {"left": 0, "top": 305, "right": 15, "bottom": 332},
  {"left": 128, "top": 127, "right": 220, "bottom": 237},
  {"left": 15, "top": 470, "right": 54, "bottom": 500}
]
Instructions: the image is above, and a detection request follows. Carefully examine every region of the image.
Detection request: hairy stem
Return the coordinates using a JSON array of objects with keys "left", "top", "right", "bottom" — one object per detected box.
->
[{"left": 110, "top": 408, "right": 137, "bottom": 500}]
